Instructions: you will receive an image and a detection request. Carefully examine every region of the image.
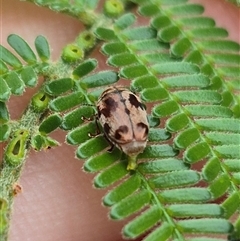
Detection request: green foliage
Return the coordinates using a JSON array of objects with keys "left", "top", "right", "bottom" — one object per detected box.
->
[
  {"left": 1, "top": 0, "right": 240, "bottom": 240},
  {"left": 0, "top": 35, "right": 49, "bottom": 100}
]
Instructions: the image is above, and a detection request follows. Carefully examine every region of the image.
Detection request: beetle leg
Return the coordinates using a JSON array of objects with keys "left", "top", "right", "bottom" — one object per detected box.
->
[
  {"left": 101, "top": 132, "right": 115, "bottom": 153},
  {"left": 88, "top": 115, "right": 101, "bottom": 137},
  {"left": 107, "top": 143, "right": 115, "bottom": 153},
  {"left": 81, "top": 115, "right": 94, "bottom": 121}
]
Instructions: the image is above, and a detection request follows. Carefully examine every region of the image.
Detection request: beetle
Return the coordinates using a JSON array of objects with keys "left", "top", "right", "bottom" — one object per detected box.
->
[{"left": 96, "top": 86, "right": 149, "bottom": 170}]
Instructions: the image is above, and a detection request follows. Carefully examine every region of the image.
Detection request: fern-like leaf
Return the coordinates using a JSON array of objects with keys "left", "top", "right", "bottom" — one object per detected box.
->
[{"left": 42, "top": 3, "right": 240, "bottom": 239}]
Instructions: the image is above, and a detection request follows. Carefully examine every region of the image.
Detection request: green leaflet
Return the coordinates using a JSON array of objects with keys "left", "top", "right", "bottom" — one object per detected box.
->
[
  {"left": 110, "top": 190, "right": 152, "bottom": 219},
  {"left": 103, "top": 174, "right": 141, "bottom": 206},
  {"left": 200, "top": 40, "right": 240, "bottom": 52},
  {"left": 31, "top": 134, "right": 58, "bottom": 151},
  {"left": 139, "top": 3, "right": 159, "bottom": 16},
  {"left": 214, "top": 145, "right": 240, "bottom": 159},
  {"left": 114, "top": 13, "right": 136, "bottom": 29},
  {"left": 221, "top": 192, "right": 240, "bottom": 219},
  {"left": 143, "top": 222, "right": 173, "bottom": 241},
  {"left": 162, "top": 74, "right": 210, "bottom": 88},
  {"left": 188, "top": 27, "right": 228, "bottom": 39},
  {"left": 147, "top": 115, "right": 160, "bottom": 128},
  {"left": 141, "top": 86, "right": 168, "bottom": 102},
  {"left": 151, "top": 62, "right": 199, "bottom": 74},
  {"left": 44, "top": 78, "right": 74, "bottom": 95},
  {"left": 94, "top": 161, "right": 128, "bottom": 188},
  {"left": 38, "top": 114, "right": 62, "bottom": 134},
  {"left": 123, "top": 205, "right": 162, "bottom": 238},
  {"left": 173, "top": 90, "right": 222, "bottom": 104},
  {"left": 128, "top": 39, "right": 169, "bottom": 52},
  {"left": 138, "top": 144, "right": 178, "bottom": 159},
  {"left": 209, "top": 174, "right": 231, "bottom": 199},
  {"left": 77, "top": 135, "right": 109, "bottom": 159},
  {"left": 66, "top": 121, "right": 97, "bottom": 145},
  {"left": 120, "top": 64, "right": 148, "bottom": 78},
  {"left": 132, "top": 75, "right": 159, "bottom": 90},
  {"left": 178, "top": 218, "right": 233, "bottom": 233},
  {"left": 196, "top": 118, "right": 240, "bottom": 132},
  {"left": 84, "top": 148, "right": 121, "bottom": 172},
  {"left": 224, "top": 159, "right": 240, "bottom": 172},
  {"left": 102, "top": 42, "right": 128, "bottom": 55},
  {"left": 159, "top": 188, "right": 211, "bottom": 203},
  {"left": 158, "top": 25, "right": 181, "bottom": 42},
  {"left": 20, "top": 67, "right": 37, "bottom": 87},
  {"left": 0, "top": 100, "right": 10, "bottom": 122},
  {"left": 209, "top": 53, "right": 240, "bottom": 65},
  {"left": 174, "top": 128, "right": 200, "bottom": 149},
  {"left": 7, "top": 34, "right": 37, "bottom": 64},
  {"left": 72, "top": 59, "right": 97, "bottom": 78},
  {"left": 95, "top": 27, "right": 117, "bottom": 41},
  {"left": 153, "top": 100, "right": 179, "bottom": 117},
  {"left": 168, "top": 204, "right": 223, "bottom": 218},
  {"left": 108, "top": 53, "right": 138, "bottom": 67},
  {"left": 0, "top": 124, "right": 11, "bottom": 142},
  {"left": 185, "top": 50, "right": 204, "bottom": 65},
  {"left": 4, "top": 72, "right": 25, "bottom": 95},
  {"left": 61, "top": 106, "right": 96, "bottom": 130},
  {"left": 0, "top": 45, "right": 22, "bottom": 68},
  {"left": 138, "top": 158, "right": 189, "bottom": 173},
  {"left": 49, "top": 91, "right": 85, "bottom": 111},
  {"left": 79, "top": 70, "right": 119, "bottom": 88},
  {"left": 0, "top": 60, "right": 8, "bottom": 75},
  {"left": 122, "top": 26, "right": 157, "bottom": 40},
  {"left": 167, "top": 4, "right": 204, "bottom": 15},
  {"left": 179, "top": 16, "right": 215, "bottom": 28},
  {"left": 34, "top": 35, "right": 50, "bottom": 62},
  {"left": 149, "top": 170, "right": 200, "bottom": 188},
  {"left": 166, "top": 113, "right": 190, "bottom": 132},
  {"left": 202, "top": 157, "right": 221, "bottom": 182},
  {"left": 171, "top": 37, "right": 192, "bottom": 57},
  {"left": 184, "top": 142, "right": 211, "bottom": 163},
  {"left": 151, "top": 15, "right": 172, "bottom": 29},
  {"left": 142, "top": 52, "right": 173, "bottom": 63},
  {"left": 148, "top": 128, "right": 170, "bottom": 142}
]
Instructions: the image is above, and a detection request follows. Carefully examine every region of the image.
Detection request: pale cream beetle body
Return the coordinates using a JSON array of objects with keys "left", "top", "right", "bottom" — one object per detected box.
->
[{"left": 97, "top": 86, "right": 149, "bottom": 169}]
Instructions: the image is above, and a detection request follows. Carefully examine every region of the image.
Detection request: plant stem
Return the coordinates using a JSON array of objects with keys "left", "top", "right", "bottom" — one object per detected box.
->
[{"left": 0, "top": 104, "right": 45, "bottom": 239}]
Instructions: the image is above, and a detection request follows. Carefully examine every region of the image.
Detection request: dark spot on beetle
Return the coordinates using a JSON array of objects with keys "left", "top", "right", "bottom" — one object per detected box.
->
[
  {"left": 125, "top": 108, "right": 130, "bottom": 115},
  {"left": 129, "top": 94, "right": 143, "bottom": 109},
  {"left": 115, "top": 131, "right": 121, "bottom": 140},
  {"left": 137, "top": 122, "right": 149, "bottom": 137},
  {"left": 100, "top": 107, "right": 111, "bottom": 118},
  {"left": 100, "top": 97, "right": 119, "bottom": 117},
  {"left": 115, "top": 125, "right": 129, "bottom": 140},
  {"left": 103, "top": 123, "right": 111, "bottom": 135},
  {"left": 105, "top": 97, "right": 118, "bottom": 110}
]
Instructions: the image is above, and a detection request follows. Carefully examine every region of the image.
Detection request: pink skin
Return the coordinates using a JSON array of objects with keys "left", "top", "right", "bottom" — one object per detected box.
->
[{"left": 1, "top": 0, "right": 239, "bottom": 240}]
